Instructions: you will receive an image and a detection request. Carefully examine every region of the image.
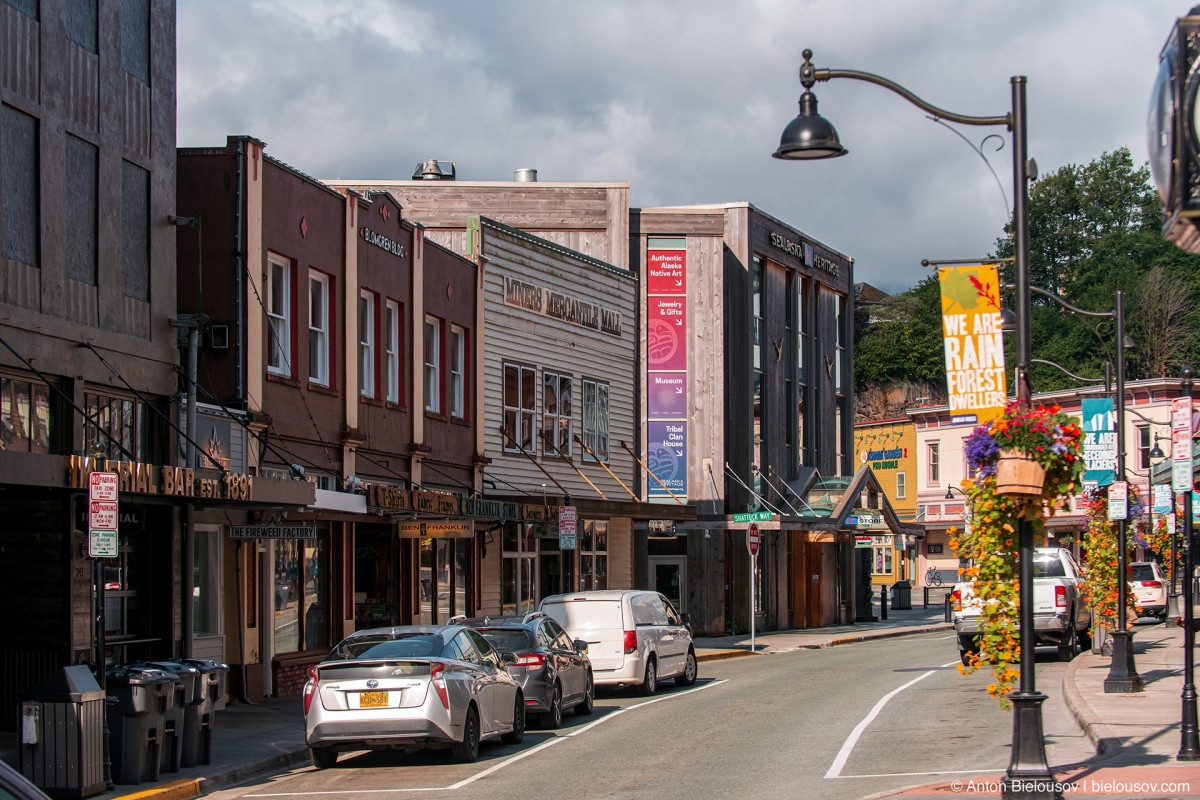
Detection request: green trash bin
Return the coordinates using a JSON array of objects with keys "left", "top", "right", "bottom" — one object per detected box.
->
[
  {"left": 891, "top": 580, "right": 912, "bottom": 610},
  {"left": 105, "top": 665, "right": 172, "bottom": 785}
]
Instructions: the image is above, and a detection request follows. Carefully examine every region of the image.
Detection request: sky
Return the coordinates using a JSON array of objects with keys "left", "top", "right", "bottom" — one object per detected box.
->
[{"left": 176, "top": 1, "right": 1192, "bottom": 295}]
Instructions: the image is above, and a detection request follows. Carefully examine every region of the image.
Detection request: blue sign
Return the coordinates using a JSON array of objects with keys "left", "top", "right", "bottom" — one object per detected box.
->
[
  {"left": 647, "top": 420, "right": 687, "bottom": 499},
  {"left": 1081, "top": 398, "right": 1115, "bottom": 485}
]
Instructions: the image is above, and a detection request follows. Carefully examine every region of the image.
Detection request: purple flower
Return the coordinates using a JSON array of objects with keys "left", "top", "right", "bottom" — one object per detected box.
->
[{"left": 964, "top": 427, "right": 1001, "bottom": 475}]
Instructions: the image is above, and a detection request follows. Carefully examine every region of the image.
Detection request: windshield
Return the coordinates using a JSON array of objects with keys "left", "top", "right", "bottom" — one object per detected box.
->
[
  {"left": 478, "top": 629, "right": 535, "bottom": 653},
  {"left": 1032, "top": 554, "right": 1065, "bottom": 578},
  {"left": 329, "top": 633, "right": 445, "bottom": 661},
  {"left": 1131, "top": 564, "right": 1158, "bottom": 582}
]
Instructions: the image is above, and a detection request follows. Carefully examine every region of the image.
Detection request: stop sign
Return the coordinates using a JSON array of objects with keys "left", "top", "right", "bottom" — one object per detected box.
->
[{"left": 747, "top": 522, "right": 760, "bottom": 556}]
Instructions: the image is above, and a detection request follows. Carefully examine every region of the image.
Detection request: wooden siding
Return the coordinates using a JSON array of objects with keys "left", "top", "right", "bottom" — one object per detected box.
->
[
  {"left": 608, "top": 516, "right": 633, "bottom": 588},
  {"left": 480, "top": 221, "right": 639, "bottom": 500},
  {"left": 480, "top": 544, "right": 502, "bottom": 615},
  {"left": 325, "top": 181, "right": 630, "bottom": 270}
]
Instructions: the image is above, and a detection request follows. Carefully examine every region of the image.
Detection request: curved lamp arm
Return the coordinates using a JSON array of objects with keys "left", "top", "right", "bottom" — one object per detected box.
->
[
  {"left": 1030, "top": 357, "right": 1103, "bottom": 384},
  {"left": 806, "top": 63, "right": 1011, "bottom": 130}
]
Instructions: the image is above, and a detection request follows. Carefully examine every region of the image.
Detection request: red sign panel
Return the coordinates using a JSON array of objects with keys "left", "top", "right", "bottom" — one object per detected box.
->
[
  {"left": 747, "top": 522, "right": 760, "bottom": 556},
  {"left": 647, "top": 297, "right": 687, "bottom": 371}
]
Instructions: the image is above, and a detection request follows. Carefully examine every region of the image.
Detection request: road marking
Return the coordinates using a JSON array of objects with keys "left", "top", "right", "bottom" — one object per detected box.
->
[
  {"left": 824, "top": 660, "right": 957, "bottom": 780},
  {"left": 245, "top": 680, "right": 727, "bottom": 797}
]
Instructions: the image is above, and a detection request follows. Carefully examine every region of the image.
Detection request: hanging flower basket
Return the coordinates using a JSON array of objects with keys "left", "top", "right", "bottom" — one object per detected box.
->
[{"left": 995, "top": 450, "right": 1046, "bottom": 496}]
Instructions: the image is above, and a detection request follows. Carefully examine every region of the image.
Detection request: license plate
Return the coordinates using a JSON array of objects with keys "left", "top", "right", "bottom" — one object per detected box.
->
[{"left": 359, "top": 691, "right": 388, "bottom": 708}]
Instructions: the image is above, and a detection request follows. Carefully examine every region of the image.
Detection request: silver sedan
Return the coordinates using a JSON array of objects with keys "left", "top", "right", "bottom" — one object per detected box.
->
[{"left": 303, "top": 625, "right": 525, "bottom": 767}]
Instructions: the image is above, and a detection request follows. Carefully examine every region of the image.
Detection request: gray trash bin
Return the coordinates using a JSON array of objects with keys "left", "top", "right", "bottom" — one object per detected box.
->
[
  {"left": 137, "top": 661, "right": 202, "bottom": 770},
  {"left": 105, "top": 665, "right": 172, "bottom": 785},
  {"left": 181, "top": 659, "right": 228, "bottom": 764},
  {"left": 17, "top": 665, "right": 106, "bottom": 799},
  {"left": 891, "top": 580, "right": 912, "bottom": 610}
]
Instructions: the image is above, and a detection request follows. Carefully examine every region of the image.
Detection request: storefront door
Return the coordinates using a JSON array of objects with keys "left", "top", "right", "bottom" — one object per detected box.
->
[{"left": 649, "top": 556, "right": 687, "bottom": 613}]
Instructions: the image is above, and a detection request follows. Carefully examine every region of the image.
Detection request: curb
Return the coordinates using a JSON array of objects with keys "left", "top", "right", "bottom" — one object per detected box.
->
[
  {"left": 803, "top": 623, "right": 954, "bottom": 649},
  {"left": 110, "top": 750, "right": 312, "bottom": 800},
  {"left": 1060, "top": 650, "right": 1124, "bottom": 761}
]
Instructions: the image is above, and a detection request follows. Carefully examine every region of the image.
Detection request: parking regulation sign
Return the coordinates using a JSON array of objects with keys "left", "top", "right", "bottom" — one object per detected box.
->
[{"left": 88, "top": 471, "right": 119, "bottom": 558}]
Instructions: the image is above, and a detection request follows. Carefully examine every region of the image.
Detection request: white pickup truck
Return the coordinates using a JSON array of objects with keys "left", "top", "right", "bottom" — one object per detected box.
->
[{"left": 951, "top": 547, "right": 1093, "bottom": 665}]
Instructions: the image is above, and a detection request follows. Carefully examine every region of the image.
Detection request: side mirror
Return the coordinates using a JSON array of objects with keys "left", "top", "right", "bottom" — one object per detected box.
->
[
  {"left": 573, "top": 639, "right": 588, "bottom": 654},
  {"left": 501, "top": 651, "right": 517, "bottom": 665}
]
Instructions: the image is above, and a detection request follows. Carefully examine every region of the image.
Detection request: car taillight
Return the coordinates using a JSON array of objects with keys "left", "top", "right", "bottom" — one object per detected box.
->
[
  {"left": 1143, "top": 580, "right": 1163, "bottom": 589},
  {"left": 951, "top": 589, "right": 961, "bottom": 612},
  {"left": 512, "top": 653, "right": 545, "bottom": 668},
  {"left": 623, "top": 630, "right": 637, "bottom": 654},
  {"left": 1055, "top": 585, "right": 1066, "bottom": 609},
  {"left": 302, "top": 666, "right": 318, "bottom": 715},
  {"left": 430, "top": 662, "right": 450, "bottom": 709}
]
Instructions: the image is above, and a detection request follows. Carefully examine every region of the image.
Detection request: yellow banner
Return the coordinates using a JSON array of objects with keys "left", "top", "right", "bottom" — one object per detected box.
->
[{"left": 938, "top": 265, "right": 1007, "bottom": 425}]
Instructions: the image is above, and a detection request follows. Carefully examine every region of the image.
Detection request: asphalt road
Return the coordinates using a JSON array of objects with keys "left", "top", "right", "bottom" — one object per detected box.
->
[{"left": 205, "top": 631, "right": 1092, "bottom": 800}]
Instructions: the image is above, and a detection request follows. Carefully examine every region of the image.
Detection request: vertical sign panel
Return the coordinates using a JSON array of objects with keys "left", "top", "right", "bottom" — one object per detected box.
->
[
  {"left": 647, "top": 247, "right": 687, "bottom": 500},
  {"left": 1081, "top": 397, "right": 1115, "bottom": 486},
  {"left": 1172, "top": 396, "right": 1193, "bottom": 492},
  {"left": 938, "top": 264, "right": 1006, "bottom": 426}
]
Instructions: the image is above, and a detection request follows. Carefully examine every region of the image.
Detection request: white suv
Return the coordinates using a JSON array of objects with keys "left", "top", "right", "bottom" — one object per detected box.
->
[
  {"left": 539, "top": 590, "right": 697, "bottom": 695},
  {"left": 1130, "top": 561, "right": 1167, "bottom": 620}
]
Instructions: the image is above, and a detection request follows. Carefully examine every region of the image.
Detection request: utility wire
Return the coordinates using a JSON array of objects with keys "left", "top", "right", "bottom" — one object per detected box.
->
[{"left": 724, "top": 463, "right": 785, "bottom": 516}]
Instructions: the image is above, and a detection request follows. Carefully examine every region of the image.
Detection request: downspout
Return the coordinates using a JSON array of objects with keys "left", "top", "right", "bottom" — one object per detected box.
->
[{"left": 234, "top": 140, "right": 246, "bottom": 406}]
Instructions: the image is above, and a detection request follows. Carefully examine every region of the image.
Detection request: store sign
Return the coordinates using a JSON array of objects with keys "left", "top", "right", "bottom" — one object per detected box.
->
[
  {"left": 360, "top": 226, "right": 406, "bottom": 257},
  {"left": 462, "top": 497, "right": 520, "bottom": 520},
  {"left": 412, "top": 490, "right": 458, "bottom": 515},
  {"left": 229, "top": 524, "right": 316, "bottom": 539},
  {"left": 647, "top": 247, "right": 688, "bottom": 502},
  {"left": 502, "top": 276, "right": 623, "bottom": 336},
  {"left": 367, "top": 483, "right": 411, "bottom": 511},
  {"left": 938, "top": 264, "right": 1006, "bottom": 426},
  {"left": 398, "top": 520, "right": 473, "bottom": 538},
  {"left": 69, "top": 455, "right": 254, "bottom": 500}
]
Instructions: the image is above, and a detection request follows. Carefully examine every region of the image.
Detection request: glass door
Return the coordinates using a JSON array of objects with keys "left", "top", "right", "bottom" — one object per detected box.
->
[{"left": 649, "top": 556, "right": 687, "bottom": 613}]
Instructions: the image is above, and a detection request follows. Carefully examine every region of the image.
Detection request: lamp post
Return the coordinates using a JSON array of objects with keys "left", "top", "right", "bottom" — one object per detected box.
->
[
  {"left": 774, "top": 50, "right": 1054, "bottom": 798},
  {"left": 1180, "top": 367, "right": 1199, "bottom": 760}
]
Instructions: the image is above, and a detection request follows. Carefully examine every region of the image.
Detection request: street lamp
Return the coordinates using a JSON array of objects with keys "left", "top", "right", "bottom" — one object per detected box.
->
[
  {"left": 1180, "top": 367, "right": 1199, "bottom": 760},
  {"left": 774, "top": 50, "right": 1054, "bottom": 798}
]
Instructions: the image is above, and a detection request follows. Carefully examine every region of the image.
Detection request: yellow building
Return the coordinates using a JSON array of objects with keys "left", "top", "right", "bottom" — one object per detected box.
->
[{"left": 853, "top": 419, "right": 919, "bottom": 586}]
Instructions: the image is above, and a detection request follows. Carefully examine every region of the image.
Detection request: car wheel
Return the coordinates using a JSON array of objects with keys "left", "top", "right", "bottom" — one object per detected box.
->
[
  {"left": 957, "top": 635, "right": 977, "bottom": 667},
  {"left": 310, "top": 747, "right": 337, "bottom": 770},
  {"left": 1057, "top": 621, "right": 1077, "bottom": 662},
  {"left": 675, "top": 648, "right": 697, "bottom": 687},
  {"left": 575, "top": 672, "right": 594, "bottom": 716},
  {"left": 540, "top": 683, "right": 563, "bottom": 729},
  {"left": 501, "top": 693, "right": 525, "bottom": 744},
  {"left": 451, "top": 706, "right": 480, "bottom": 763},
  {"left": 639, "top": 657, "right": 657, "bottom": 696}
]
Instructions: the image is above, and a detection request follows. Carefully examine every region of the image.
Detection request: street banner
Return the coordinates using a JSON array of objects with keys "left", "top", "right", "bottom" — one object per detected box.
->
[
  {"left": 938, "top": 265, "right": 1006, "bottom": 426},
  {"left": 1080, "top": 398, "right": 1115, "bottom": 486}
]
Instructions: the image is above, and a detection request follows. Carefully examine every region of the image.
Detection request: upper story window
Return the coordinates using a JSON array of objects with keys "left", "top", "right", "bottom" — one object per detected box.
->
[
  {"left": 927, "top": 442, "right": 940, "bottom": 486},
  {"left": 896, "top": 472, "right": 907, "bottom": 499},
  {"left": 542, "top": 371, "right": 573, "bottom": 457},
  {"left": 359, "top": 290, "right": 376, "bottom": 398},
  {"left": 449, "top": 325, "right": 466, "bottom": 419},
  {"left": 582, "top": 379, "right": 609, "bottom": 462},
  {"left": 424, "top": 315, "right": 441, "bottom": 413},
  {"left": 267, "top": 255, "right": 292, "bottom": 377},
  {"left": 503, "top": 363, "right": 536, "bottom": 453},
  {"left": 385, "top": 299, "right": 401, "bottom": 404},
  {"left": 0, "top": 374, "right": 57, "bottom": 453},
  {"left": 83, "top": 389, "right": 162, "bottom": 462},
  {"left": 307, "top": 271, "right": 329, "bottom": 386}
]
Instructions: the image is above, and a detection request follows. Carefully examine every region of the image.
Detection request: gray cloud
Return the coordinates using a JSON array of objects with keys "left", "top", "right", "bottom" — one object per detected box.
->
[{"left": 178, "top": 0, "right": 1186, "bottom": 293}]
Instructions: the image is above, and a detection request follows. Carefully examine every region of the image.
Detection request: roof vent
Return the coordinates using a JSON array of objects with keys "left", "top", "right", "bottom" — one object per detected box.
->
[
  {"left": 514, "top": 168, "right": 537, "bottom": 182},
  {"left": 412, "top": 160, "right": 456, "bottom": 180}
]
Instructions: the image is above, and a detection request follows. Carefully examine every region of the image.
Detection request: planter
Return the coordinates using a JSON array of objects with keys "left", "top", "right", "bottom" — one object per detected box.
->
[
  {"left": 995, "top": 451, "right": 1046, "bottom": 496},
  {"left": 1092, "top": 625, "right": 1112, "bottom": 656}
]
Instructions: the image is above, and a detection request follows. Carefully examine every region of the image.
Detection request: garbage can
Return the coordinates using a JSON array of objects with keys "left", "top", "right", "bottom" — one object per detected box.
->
[
  {"left": 181, "top": 659, "right": 228, "bottom": 764},
  {"left": 137, "top": 661, "right": 202, "bottom": 770},
  {"left": 891, "top": 580, "right": 912, "bottom": 610},
  {"left": 105, "top": 665, "right": 173, "bottom": 785},
  {"left": 17, "top": 665, "right": 106, "bottom": 798}
]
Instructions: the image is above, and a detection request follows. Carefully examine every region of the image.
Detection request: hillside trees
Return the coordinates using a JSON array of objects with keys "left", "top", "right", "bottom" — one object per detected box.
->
[{"left": 855, "top": 147, "right": 1200, "bottom": 418}]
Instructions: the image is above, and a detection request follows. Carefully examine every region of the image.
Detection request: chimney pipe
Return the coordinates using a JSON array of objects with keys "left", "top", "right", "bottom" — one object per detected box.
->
[{"left": 514, "top": 168, "right": 538, "bottom": 182}]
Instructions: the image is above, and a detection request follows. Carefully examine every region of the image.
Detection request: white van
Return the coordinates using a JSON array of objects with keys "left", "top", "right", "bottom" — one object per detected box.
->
[{"left": 538, "top": 589, "right": 696, "bottom": 695}]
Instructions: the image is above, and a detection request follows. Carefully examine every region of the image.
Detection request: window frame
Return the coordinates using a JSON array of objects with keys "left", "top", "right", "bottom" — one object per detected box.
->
[
  {"left": 449, "top": 324, "right": 466, "bottom": 419},
  {"left": 359, "top": 289, "right": 377, "bottom": 398},
  {"left": 266, "top": 254, "right": 293, "bottom": 377},
  {"left": 424, "top": 315, "right": 442, "bottom": 414},
  {"left": 926, "top": 442, "right": 940, "bottom": 486},
  {"left": 541, "top": 370, "right": 573, "bottom": 458},
  {"left": 502, "top": 362, "right": 537, "bottom": 454},
  {"left": 307, "top": 270, "right": 330, "bottom": 386},
  {"left": 385, "top": 299, "right": 401, "bottom": 404},
  {"left": 582, "top": 378, "right": 609, "bottom": 462},
  {"left": 896, "top": 471, "right": 907, "bottom": 499}
]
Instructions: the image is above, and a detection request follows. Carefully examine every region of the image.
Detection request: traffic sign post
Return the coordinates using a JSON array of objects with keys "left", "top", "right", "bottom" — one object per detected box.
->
[
  {"left": 558, "top": 505, "right": 578, "bottom": 550},
  {"left": 88, "top": 472, "right": 119, "bottom": 558},
  {"left": 748, "top": 523, "right": 759, "bottom": 653}
]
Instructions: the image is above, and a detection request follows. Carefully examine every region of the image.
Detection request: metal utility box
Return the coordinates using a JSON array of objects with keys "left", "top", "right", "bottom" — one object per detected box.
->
[{"left": 17, "top": 665, "right": 106, "bottom": 798}]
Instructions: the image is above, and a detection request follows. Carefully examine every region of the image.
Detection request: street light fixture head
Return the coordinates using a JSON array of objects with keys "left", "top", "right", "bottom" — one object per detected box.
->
[{"left": 773, "top": 51, "right": 846, "bottom": 160}]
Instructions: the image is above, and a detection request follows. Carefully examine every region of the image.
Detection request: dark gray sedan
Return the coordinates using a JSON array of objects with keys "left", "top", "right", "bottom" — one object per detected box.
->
[{"left": 457, "top": 612, "right": 593, "bottom": 729}]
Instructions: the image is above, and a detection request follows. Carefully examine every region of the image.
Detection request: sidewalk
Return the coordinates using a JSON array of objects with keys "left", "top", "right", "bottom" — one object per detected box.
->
[{"left": 11, "top": 601, "right": 1193, "bottom": 800}]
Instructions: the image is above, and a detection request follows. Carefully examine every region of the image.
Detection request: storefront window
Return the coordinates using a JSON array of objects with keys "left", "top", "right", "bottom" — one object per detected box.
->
[
  {"left": 193, "top": 527, "right": 220, "bottom": 636},
  {"left": 0, "top": 376, "right": 55, "bottom": 453},
  {"left": 418, "top": 538, "right": 473, "bottom": 624},
  {"left": 871, "top": 542, "right": 894, "bottom": 576},
  {"left": 579, "top": 520, "right": 608, "bottom": 590},
  {"left": 502, "top": 523, "right": 537, "bottom": 614},
  {"left": 273, "top": 532, "right": 328, "bottom": 654}
]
